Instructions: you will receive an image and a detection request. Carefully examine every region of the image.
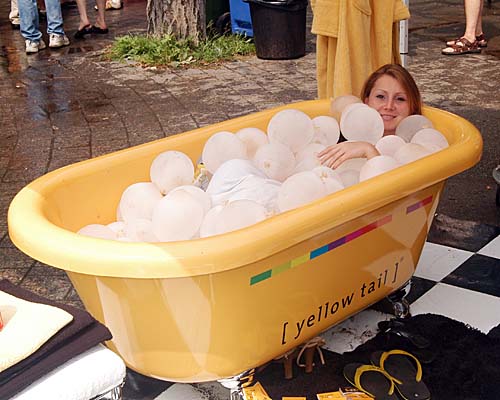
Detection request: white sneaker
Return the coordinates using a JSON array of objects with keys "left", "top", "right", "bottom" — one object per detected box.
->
[
  {"left": 25, "top": 39, "right": 46, "bottom": 54},
  {"left": 95, "top": 0, "right": 122, "bottom": 10},
  {"left": 49, "top": 34, "right": 70, "bottom": 48}
]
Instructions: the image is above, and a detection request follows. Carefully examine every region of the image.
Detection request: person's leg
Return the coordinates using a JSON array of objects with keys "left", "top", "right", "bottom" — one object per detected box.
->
[
  {"left": 475, "top": 0, "right": 484, "bottom": 36},
  {"left": 44, "top": 0, "right": 65, "bottom": 35},
  {"left": 75, "top": 0, "right": 91, "bottom": 30},
  {"left": 462, "top": 0, "right": 481, "bottom": 43},
  {"left": 18, "top": 0, "right": 42, "bottom": 42},
  {"left": 94, "top": 0, "right": 107, "bottom": 29}
]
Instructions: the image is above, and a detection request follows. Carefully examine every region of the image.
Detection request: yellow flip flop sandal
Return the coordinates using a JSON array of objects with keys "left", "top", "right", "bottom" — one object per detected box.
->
[
  {"left": 371, "top": 350, "right": 431, "bottom": 400},
  {"left": 343, "top": 363, "right": 399, "bottom": 400}
]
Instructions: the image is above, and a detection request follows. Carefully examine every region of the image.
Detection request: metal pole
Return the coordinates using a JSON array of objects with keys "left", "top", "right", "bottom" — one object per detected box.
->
[{"left": 399, "top": 0, "right": 409, "bottom": 67}]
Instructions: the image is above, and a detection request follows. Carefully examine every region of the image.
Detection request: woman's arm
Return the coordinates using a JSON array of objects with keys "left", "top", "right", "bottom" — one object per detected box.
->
[{"left": 318, "top": 141, "right": 380, "bottom": 169}]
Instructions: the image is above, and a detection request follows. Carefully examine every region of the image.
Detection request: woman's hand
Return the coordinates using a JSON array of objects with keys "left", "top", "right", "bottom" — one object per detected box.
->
[{"left": 318, "top": 141, "right": 380, "bottom": 169}]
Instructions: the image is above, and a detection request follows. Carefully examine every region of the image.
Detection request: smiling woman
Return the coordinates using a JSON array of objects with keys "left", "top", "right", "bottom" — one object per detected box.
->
[{"left": 318, "top": 64, "right": 422, "bottom": 169}]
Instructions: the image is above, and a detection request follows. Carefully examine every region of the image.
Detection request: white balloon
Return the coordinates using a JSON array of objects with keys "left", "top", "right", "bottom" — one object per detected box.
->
[
  {"left": 214, "top": 200, "right": 267, "bottom": 235},
  {"left": 107, "top": 221, "right": 126, "bottom": 238},
  {"left": 295, "top": 143, "right": 326, "bottom": 164},
  {"left": 338, "top": 169, "right": 360, "bottom": 188},
  {"left": 202, "top": 131, "right": 247, "bottom": 174},
  {"left": 411, "top": 128, "right": 449, "bottom": 152},
  {"left": 394, "top": 143, "right": 433, "bottom": 165},
  {"left": 169, "top": 185, "right": 212, "bottom": 214},
  {"left": 311, "top": 116, "right": 340, "bottom": 146},
  {"left": 124, "top": 218, "right": 158, "bottom": 242},
  {"left": 334, "top": 157, "right": 367, "bottom": 174},
  {"left": 312, "top": 166, "right": 344, "bottom": 194},
  {"left": 152, "top": 190, "right": 204, "bottom": 242},
  {"left": 340, "top": 104, "right": 384, "bottom": 144},
  {"left": 116, "top": 206, "right": 123, "bottom": 222},
  {"left": 253, "top": 142, "right": 296, "bottom": 182},
  {"left": 359, "top": 155, "right": 400, "bottom": 182},
  {"left": 277, "top": 171, "right": 327, "bottom": 212},
  {"left": 340, "top": 102, "right": 367, "bottom": 116},
  {"left": 199, "top": 205, "right": 224, "bottom": 238},
  {"left": 396, "top": 115, "right": 434, "bottom": 142},
  {"left": 330, "top": 94, "right": 363, "bottom": 122},
  {"left": 77, "top": 224, "right": 117, "bottom": 240},
  {"left": 334, "top": 157, "right": 366, "bottom": 188},
  {"left": 150, "top": 151, "right": 195, "bottom": 195},
  {"left": 267, "top": 109, "right": 314, "bottom": 153},
  {"left": 293, "top": 156, "right": 322, "bottom": 173},
  {"left": 375, "top": 135, "right": 407, "bottom": 157},
  {"left": 236, "top": 127, "right": 269, "bottom": 159},
  {"left": 118, "top": 182, "right": 163, "bottom": 223}
]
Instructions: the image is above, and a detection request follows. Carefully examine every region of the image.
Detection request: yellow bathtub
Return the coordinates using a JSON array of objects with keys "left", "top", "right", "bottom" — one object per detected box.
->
[{"left": 8, "top": 99, "right": 482, "bottom": 383}]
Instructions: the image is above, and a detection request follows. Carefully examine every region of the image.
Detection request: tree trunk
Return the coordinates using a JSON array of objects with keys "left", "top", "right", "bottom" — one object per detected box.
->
[{"left": 146, "top": 0, "right": 206, "bottom": 43}]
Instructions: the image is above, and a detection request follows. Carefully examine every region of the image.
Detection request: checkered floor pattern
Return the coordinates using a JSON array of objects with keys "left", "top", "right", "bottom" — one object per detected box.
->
[{"left": 129, "top": 230, "right": 500, "bottom": 400}]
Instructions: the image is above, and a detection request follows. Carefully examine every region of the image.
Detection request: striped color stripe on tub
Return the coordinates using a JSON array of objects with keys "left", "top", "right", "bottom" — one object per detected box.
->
[
  {"left": 250, "top": 195, "right": 434, "bottom": 286},
  {"left": 250, "top": 215, "right": 392, "bottom": 286},
  {"left": 406, "top": 195, "right": 433, "bottom": 214}
]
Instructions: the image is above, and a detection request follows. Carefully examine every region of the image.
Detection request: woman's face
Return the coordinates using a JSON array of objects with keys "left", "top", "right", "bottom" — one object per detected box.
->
[{"left": 365, "top": 75, "right": 411, "bottom": 135}]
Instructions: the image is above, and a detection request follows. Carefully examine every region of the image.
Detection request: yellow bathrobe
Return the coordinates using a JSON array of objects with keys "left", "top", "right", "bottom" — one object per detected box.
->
[{"left": 311, "top": 0, "right": 410, "bottom": 99}]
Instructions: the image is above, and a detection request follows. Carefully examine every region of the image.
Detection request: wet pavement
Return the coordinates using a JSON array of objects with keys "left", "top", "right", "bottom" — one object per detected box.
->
[{"left": 0, "top": 0, "right": 500, "bottom": 398}]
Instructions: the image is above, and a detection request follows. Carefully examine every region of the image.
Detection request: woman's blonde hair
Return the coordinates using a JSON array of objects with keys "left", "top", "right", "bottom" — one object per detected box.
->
[{"left": 361, "top": 64, "right": 422, "bottom": 115}]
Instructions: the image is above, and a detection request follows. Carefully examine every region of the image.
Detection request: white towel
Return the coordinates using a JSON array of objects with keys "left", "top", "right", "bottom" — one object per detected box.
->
[
  {"left": 0, "top": 290, "right": 73, "bottom": 372},
  {"left": 11, "top": 344, "right": 126, "bottom": 400}
]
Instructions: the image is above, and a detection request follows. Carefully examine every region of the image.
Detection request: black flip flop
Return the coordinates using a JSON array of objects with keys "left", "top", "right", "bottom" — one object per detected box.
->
[
  {"left": 343, "top": 363, "right": 399, "bottom": 400},
  {"left": 371, "top": 350, "right": 431, "bottom": 400},
  {"left": 74, "top": 24, "right": 92, "bottom": 39},
  {"left": 378, "top": 320, "right": 431, "bottom": 349},
  {"left": 90, "top": 25, "right": 109, "bottom": 34}
]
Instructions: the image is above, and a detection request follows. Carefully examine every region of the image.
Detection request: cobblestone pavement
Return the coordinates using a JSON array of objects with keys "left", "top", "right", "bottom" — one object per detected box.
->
[{"left": 0, "top": 0, "right": 499, "bottom": 397}]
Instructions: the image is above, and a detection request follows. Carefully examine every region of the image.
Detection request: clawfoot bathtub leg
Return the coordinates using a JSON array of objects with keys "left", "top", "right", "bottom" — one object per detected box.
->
[
  {"left": 387, "top": 279, "right": 411, "bottom": 319},
  {"left": 218, "top": 368, "right": 255, "bottom": 400}
]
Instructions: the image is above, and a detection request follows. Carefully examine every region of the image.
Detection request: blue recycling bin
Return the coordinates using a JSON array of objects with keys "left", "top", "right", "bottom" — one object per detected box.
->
[{"left": 229, "top": 0, "right": 254, "bottom": 37}]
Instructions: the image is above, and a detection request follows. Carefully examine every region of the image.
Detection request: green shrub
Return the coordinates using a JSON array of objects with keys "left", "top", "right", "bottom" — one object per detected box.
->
[{"left": 108, "top": 32, "right": 255, "bottom": 68}]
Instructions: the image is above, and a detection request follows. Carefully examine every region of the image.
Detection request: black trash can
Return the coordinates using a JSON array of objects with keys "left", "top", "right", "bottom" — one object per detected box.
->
[{"left": 245, "top": 0, "right": 308, "bottom": 60}]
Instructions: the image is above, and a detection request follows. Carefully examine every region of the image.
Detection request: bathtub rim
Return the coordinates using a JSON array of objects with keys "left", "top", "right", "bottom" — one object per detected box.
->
[{"left": 7, "top": 101, "right": 483, "bottom": 279}]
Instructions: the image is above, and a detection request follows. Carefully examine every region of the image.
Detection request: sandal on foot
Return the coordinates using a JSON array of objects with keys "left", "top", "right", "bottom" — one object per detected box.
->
[
  {"left": 446, "top": 33, "right": 487, "bottom": 48},
  {"left": 442, "top": 37, "right": 481, "bottom": 55},
  {"left": 90, "top": 25, "right": 109, "bottom": 34},
  {"left": 371, "top": 350, "right": 431, "bottom": 400},
  {"left": 74, "top": 24, "right": 92, "bottom": 39},
  {"left": 343, "top": 363, "right": 399, "bottom": 400}
]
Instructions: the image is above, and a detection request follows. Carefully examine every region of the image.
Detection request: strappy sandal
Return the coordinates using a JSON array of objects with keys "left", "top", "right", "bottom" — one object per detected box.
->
[
  {"left": 442, "top": 37, "right": 481, "bottom": 55},
  {"left": 273, "top": 347, "right": 299, "bottom": 379},
  {"left": 371, "top": 350, "right": 431, "bottom": 400},
  {"left": 344, "top": 363, "right": 399, "bottom": 399},
  {"left": 272, "top": 336, "right": 326, "bottom": 379},
  {"left": 296, "top": 336, "right": 326, "bottom": 373},
  {"left": 446, "top": 33, "right": 487, "bottom": 48}
]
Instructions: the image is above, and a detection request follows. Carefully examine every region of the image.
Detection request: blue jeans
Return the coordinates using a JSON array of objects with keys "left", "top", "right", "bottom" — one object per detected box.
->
[{"left": 18, "top": 0, "right": 65, "bottom": 42}]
